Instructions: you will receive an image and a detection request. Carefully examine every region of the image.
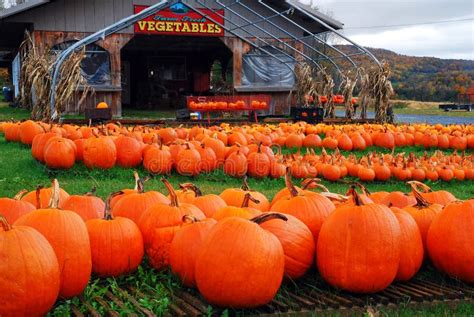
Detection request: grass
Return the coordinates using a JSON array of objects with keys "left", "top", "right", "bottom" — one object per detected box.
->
[
  {"left": 391, "top": 99, "right": 474, "bottom": 117},
  {"left": 0, "top": 138, "right": 473, "bottom": 200},
  {"left": 0, "top": 101, "right": 31, "bottom": 121},
  {"left": 0, "top": 135, "right": 473, "bottom": 316}
]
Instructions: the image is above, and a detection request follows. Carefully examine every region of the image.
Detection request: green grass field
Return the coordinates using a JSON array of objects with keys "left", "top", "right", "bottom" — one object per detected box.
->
[{"left": 0, "top": 132, "right": 473, "bottom": 316}]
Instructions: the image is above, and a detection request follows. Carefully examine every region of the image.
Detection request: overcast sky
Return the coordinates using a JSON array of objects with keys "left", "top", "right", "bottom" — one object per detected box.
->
[{"left": 299, "top": 0, "right": 474, "bottom": 60}]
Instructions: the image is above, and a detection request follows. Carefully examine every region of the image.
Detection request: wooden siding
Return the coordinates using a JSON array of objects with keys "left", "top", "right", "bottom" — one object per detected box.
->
[
  {"left": 31, "top": 30, "right": 132, "bottom": 116},
  {"left": 6, "top": 0, "right": 306, "bottom": 38}
]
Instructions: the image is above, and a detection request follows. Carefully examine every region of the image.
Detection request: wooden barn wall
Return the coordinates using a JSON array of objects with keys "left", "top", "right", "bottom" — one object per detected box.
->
[
  {"left": 31, "top": 30, "right": 132, "bottom": 116},
  {"left": 6, "top": 0, "right": 308, "bottom": 38}
]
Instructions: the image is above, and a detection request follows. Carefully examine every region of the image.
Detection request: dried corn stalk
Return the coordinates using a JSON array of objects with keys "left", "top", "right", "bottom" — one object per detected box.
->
[
  {"left": 295, "top": 62, "right": 316, "bottom": 108},
  {"left": 341, "top": 72, "right": 358, "bottom": 119},
  {"left": 18, "top": 31, "right": 90, "bottom": 121},
  {"left": 358, "top": 61, "right": 394, "bottom": 123},
  {"left": 314, "top": 68, "right": 335, "bottom": 118}
]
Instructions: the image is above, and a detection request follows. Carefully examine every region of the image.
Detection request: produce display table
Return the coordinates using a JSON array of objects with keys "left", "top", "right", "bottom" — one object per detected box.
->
[{"left": 187, "top": 95, "right": 271, "bottom": 124}]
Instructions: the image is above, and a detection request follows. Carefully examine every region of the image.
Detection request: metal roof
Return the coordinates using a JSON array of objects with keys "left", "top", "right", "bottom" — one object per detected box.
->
[
  {"left": 284, "top": 0, "right": 344, "bottom": 29},
  {"left": 0, "top": 0, "right": 50, "bottom": 19}
]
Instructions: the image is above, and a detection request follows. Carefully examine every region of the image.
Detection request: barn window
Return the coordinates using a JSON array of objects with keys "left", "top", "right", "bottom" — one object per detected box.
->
[
  {"left": 52, "top": 41, "right": 112, "bottom": 86},
  {"left": 241, "top": 46, "right": 295, "bottom": 88}
]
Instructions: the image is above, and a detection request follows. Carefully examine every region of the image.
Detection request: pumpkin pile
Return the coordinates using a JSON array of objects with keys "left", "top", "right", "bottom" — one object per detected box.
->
[
  {"left": 1, "top": 120, "right": 473, "bottom": 182},
  {"left": 1, "top": 173, "right": 473, "bottom": 314}
]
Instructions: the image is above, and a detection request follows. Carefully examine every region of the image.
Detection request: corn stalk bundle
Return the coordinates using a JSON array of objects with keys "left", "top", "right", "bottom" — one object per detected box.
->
[
  {"left": 358, "top": 61, "right": 394, "bottom": 123},
  {"left": 314, "top": 68, "right": 335, "bottom": 118},
  {"left": 18, "top": 32, "right": 90, "bottom": 121},
  {"left": 341, "top": 72, "right": 358, "bottom": 119},
  {"left": 294, "top": 62, "right": 316, "bottom": 108}
]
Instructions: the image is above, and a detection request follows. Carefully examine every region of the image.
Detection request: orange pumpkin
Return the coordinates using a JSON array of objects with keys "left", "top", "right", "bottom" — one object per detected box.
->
[
  {"left": 317, "top": 186, "right": 401, "bottom": 293},
  {"left": 427, "top": 199, "right": 474, "bottom": 282},
  {"left": 195, "top": 213, "right": 285, "bottom": 308},
  {"left": 0, "top": 215, "right": 60, "bottom": 316}
]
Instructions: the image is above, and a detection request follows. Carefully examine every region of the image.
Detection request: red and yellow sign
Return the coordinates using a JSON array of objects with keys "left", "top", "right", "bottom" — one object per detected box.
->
[{"left": 134, "top": 4, "right": 224, "bottom": 36}]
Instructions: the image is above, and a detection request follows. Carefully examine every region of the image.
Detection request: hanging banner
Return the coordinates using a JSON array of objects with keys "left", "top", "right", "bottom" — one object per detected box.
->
[{"left": 134, "top": 3, "right": 225, "bottom": 37}]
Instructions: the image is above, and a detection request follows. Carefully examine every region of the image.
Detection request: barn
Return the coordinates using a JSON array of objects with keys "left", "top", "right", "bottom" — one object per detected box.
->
[{"left": 0, "top": 0, "right": 378, "bottom": 117}]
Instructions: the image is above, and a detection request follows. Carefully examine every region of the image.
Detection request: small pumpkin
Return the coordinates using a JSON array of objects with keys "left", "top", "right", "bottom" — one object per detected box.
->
[
  {"left": 220, "top": 177, "right": 269, "bottom": 211},
  {"left": 0, "top": 190, "right": 35, "bottom": 223},
  {"left": 138, "top": 178, "right": 205, "bottom": 270},
  {"left": 63, "top": 188, "right": 105, "bottom": 221},
  {"left": 112, "top": 174, "right": 169, "bottom": 224}
]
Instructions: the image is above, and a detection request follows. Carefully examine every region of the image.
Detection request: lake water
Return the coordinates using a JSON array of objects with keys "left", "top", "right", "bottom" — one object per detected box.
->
[{"left": 334, "top": 110, "right": 474, "bottom": 125}]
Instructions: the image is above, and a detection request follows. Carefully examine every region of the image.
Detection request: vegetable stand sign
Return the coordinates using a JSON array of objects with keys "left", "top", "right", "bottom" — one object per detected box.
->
[{"left": 134, "top": 3, "right": 224, "bottom": 36}]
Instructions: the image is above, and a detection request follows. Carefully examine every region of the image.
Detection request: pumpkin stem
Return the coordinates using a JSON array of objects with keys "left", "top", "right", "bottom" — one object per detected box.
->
[
  {"left": 179, "top": 183, "right": 202, "bottom": 197},
  {"left": 351, "top": 182, "right": 371, "bottom": 195},
  {"left": 162, "top": 178, "right": 179, "bottom": 207},
  {"left": 48, "top": 179, "right": 60, "bottom": 209},
  {"left": 35, "top": 185, "right": 43, "bottom": 209},
  {"left": 301, "top": 178, "right": 329, "bottom": 192},
  {"left": 407, "top": 181, "right": 432, "bottom": 193},
  {"left": 284, "top": 167, "right": 299, "bottom": 197},
  {"left": 84, "top": 187, "right": 97, "bottom": 196},
  {"left": 104, "top": 191, "right": 123, "bottom": 220},
  {"left": 347, "top": 185, "right": 364, "bottom": 206},
  {"left": 0, "top": 215, "right": 12, "bottom": 231},
  {"left": 410, "top": 184, "right": 431, "bottom": 208},
  {"left": 271, "top": 143, "right": 282, "bottom": 156},
  {"left": 133, "top": 171, "right": 140, "bottom": 190},
  {"left": 13, "top": 189, "right": 28, "bottom": 201},
  {"left": 182, "top": 215, "right": 199, "bottom": 224},
  {"left": 251, "top": 212, "right": 288, "bottom": 225},
  {"left": 241, "top": 193, "right": 260, "bottom": 208},
  {"left": 241, "top": 176, "right": 251, "bottom": 191}
]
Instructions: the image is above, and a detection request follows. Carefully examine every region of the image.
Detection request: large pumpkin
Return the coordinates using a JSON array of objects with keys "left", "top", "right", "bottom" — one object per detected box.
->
[
  {"left": 169, "top": 216, "right": 217, "bottom": 287},
  {"left": 138, "top": 179, "right": 205, "bottom": 270},
  {"left": 15, "top": 179, "right": 92, "bottom": 299},
  {"left": 0, "top": 190, "right": 35, "bottom": 223},
  {"left": 86, "top": 192, "right": 144, "bottom": 277},
  {"left": 427, "top": 199, "right": 474, "bottom": 283},
  {"left": 259, "top": 213, "right": 315, "bottom": 280},
  {"left": 0, "top": 215, "right": 60, "bottom": 316},
  {"left": 195, "top": 214, "right": 285, "bottom": 308},
  {"left": 317, "top": 186, "right": 401, "bottom": 293},
  {"left": 391, "top": 208, "right": 424, "bottom": 281}
]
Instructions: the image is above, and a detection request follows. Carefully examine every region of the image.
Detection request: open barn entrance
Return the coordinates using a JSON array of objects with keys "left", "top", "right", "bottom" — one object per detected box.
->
[{"left": 121, "top": 35, "right": 232, "bottom": 111}]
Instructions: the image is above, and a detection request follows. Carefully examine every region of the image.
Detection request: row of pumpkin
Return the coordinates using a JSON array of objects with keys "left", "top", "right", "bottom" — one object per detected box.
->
[
  {"left": 24, "top": 126, "right": 474, "bottom": 182},
  {"left": 1, "top": 171, "right": 472, "bottom": 315},
  {"left": 1, "top": 120, "right": 473, "bottom": 152}
]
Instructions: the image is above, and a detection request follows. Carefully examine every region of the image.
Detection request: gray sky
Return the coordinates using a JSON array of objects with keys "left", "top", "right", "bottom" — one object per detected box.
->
[{"left": 300, "top": 0, "right": 474, "bottom": 60}]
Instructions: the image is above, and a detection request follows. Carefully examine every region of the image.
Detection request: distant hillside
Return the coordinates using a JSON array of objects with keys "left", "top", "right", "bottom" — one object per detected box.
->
[{"left": 337, "top": 46, "right": 474, "bottom": 102}]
